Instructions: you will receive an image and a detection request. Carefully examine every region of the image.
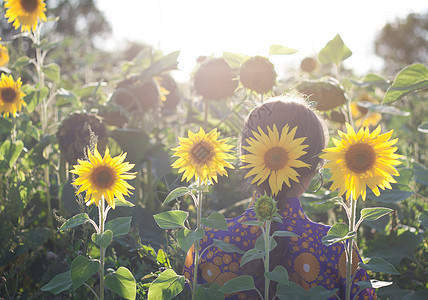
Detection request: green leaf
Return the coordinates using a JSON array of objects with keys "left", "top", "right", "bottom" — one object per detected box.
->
[
  {"left": 91, "top": 230, "right": 113, "bottom": 248},
  {"left": 105, "top": 267, "right": 136, "bottom": 300},
  {"left": 269, "top": 44, "right": 298, "bottom": 55},
  {"left": 242, "top": 220, "right": 262, "bottom": 227},
  {"left": 222, "top": 51, "right": 250, "bottom": 68},
  {"left": 360, "top": 207, "right": 393, "bottom": 222},
  {"left": 24, "top": 86, "right": 49, "bottom": 113},
  {"left": 213, "top": 239, "right": 245, "bottom": 254},
  {"left": 240, "top": 249, "right": 264, "bottom": 267},
  {"left": 147, "top": 269, "right": 185, "bottom": 300},
  {"left": 328, "top": 223, "right": 349, "bottom": 238},
  {"left": 359, "top": 257, "right": 400, "bottom": 275},
  {"left": 113, "top": 198, "right": 135, "bottom": 207},
  {"left": 318, "top": 34, "right": 352, "bottom": 65},
  {"left": 414, "top": 164, "right": 428, "bottom": 186},
  {"left": 202, "top": 212, "right": 228, "bottom": 231},
  {"left": 384, "top": 64, "right": 428, "bottom": 103},
  {"left": 58, "top": 213, "right": 90, "bottom": 231},
  {"left": 271, "top": 230, "right": 299, "bottom": 238},
  {"left": 156, "top": 248, "right": 171, "bottom": 268},
  {"left": 195, "top": 283, "right": 224, "bottom": 300},
  {"left": 105, "top": 216, "right": 132, "bottom": 237},
  {"left": 355, "top": 101, "right": 410, "bottom": 116},
  {"left": 176, "top": 228, "right": 205, "bottom": 253},
  {"left": 355, "top": 73, "right": 390, "bottom": 90},
  {"left": 356, "top": 280, "right": 392, "bottom": 289},
  {"left": 139, "top": 51, "right": 180, "bottom": 82},
  {"left": 276, "top": 282, "right": 338, "bottom": 300},
  {"left": 218, "top": 275, "right": 256, "bottom": 294},
  {"left": 163, "top": 186, "right": 192, "bottom": 205},
  {"left": 265, "top": 265, "right": 289, "bottom": 285},
  {"left": 110, "top": 128, "right": 150, "bottom": 164},
  {"left": 70, "top": 256, "right": 100, "bottom": 289},
  {"left": 0, "top": 140, "right": 24, "bottom": 168},
  {"left": 13, "top": 56, "right": 30, "bottom": 69},
  {"left": 418, "top": 122, "right": 428, "bottom": 133},
  {"left": 322, "top": 231, "right": 356, "bottom": 247},
  {"left": 41, "top": 270, "right": 72, "bottom": 294},
  {"left": 43, "top": 63, "right": 60, "bottom": 82},
  {"left": 255, "top": 234, "right": 277, "bottom": 253},
  {"left": 153, "top": 210, "right": 188, "bottom": 229}
]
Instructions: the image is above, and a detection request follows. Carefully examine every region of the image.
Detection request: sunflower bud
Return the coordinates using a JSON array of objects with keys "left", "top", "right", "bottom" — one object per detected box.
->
[{"left": 254, "top": 193, "right": 278, "bottom": 221}]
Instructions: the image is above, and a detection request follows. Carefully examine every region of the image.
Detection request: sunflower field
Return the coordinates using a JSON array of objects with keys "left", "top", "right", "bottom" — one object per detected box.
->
[{"left": 1, "top": 1, "right": 428, "bottom": 299}]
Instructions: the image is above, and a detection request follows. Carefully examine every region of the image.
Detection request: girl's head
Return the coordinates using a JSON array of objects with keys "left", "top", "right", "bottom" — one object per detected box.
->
[{"left": 240, "top": 95, "right": 328, "bottom": 198}]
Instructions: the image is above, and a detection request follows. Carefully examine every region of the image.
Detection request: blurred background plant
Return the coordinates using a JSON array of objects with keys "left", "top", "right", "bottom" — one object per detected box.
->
[{"left": 0, "top": 1, "right": 427, "bottom": 299}]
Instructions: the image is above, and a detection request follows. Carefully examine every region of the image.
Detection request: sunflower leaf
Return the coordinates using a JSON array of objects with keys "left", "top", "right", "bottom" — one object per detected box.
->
[
  {"left": 265, "top": 265, "right": 289, "bottom": 285},
  {"left": 58, "top": 213, "right": 90, "bottom": 232},
  {"left": 163, "top": 187, "right": 192, "bottom": 205},
  {"left": 218, "top": 275, "right": 256, "bottom": 294},
  {"left": 105, "top": 267, "right": 136, "bottom": 300},
  {"left": 240, "top": 248, "right": 265, "bottom": 267},
  {"left": 418, "top": 122, "right": 428, "bottom": 133},
  {"left": 70, "top": 256, "right": 100, "bottom": 289},
  {"left": 153, "top": 210, "right": 188, "bottom": 230},
  {"left": 359, "top": 257, "right": 400, "bottom": 275},
  {"left": 360, "top": 207, "right": 393, "bottom": 222},
  {"left": 384, "top": 63, "right": 428, "bottom": 103},
  {"left": 147, "top": 269, "right": 185, "bottom": 300},
  {"left": 91, "top": 230, "right": 113, "bottom": 248},
  {"left": 105, "top": 217, "right": 132, "bottom": 237},
  {"left": 318, "top": 34, "right": 352, "bottom": 65},
  {"left": 269, "top": 44, "right": 298, "bottom": 55},
  {"left": 213, "top": 239, "right": 245, "bottom": 254},
  {"left": 176, "top": 228, "right": 205, "bottom": 253},
  {"left": 321, "top": 231, "right": 356, "bottom": 247},
  {"left": 202, "top": 212, "right": 228, "bottom": 231},
  {"left": 41, "top": 270, "right": 72, "bottom": 294}
]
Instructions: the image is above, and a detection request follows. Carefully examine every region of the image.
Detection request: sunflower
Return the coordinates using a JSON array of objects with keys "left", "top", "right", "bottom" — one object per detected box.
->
[
  {"left": 0, "top": 39, "right": 10, "bottom": 67},
  {"left": 171, "top": 127, "right": 235, "bottom": 185},
  {"left": 70, "top": 145, "right": 137, "bottom": 209},
  {"left": 239, "top": 56, "right": 276, "bottom": 94},
  {"left": 4, "top": 0, "right": 47, "bottom": 32},
  {"left": 241, "top": 124, "right": 310, "bottom": 196},
  {"left": 0, "top": 73, "right": 26, "bottom": 117},
  {"left": 320, "top": 123, "right": 401, "bottom": 201}
]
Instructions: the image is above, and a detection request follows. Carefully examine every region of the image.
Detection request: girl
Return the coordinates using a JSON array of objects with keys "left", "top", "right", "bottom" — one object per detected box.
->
[{"left": 183, "top": 96, "right": 377, "bottom": 299}]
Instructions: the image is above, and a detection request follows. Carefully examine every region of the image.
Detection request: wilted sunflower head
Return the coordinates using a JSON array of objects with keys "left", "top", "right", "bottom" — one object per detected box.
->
[
  {"left": 239, "top": 56, "right": 276, "bottom": 94},
  {"left": 113, "top": 77, "right": 159, "bottom": 113},
  {"left": 297, "top": 78, "right": 346, "bottom": 111},
  {"left": 157, "top": 73, "right": 182, "bottom": 113},
  {"left": 254, "top": 193, "right": 279, "bottom": 221},
  {"left": 193, "top": 57, "right": 238, "bottom": 101},
  {"left": 351, "top": 93, "right": 382, "bottom": 127},
  {"left": 326, "top": 110, "right": 346, "bottom": 124},
  {"left": 0, "top": 73, "right": 26, "bottom": 117},
  {"left": 300, "top": 57, "right": 318, "bottom": 73},
  {"left": 4, "top": 0, "right": 47, "bottom": 32},
  {"left": 56, "top": 113, "right": 108, "bottom": 165}
]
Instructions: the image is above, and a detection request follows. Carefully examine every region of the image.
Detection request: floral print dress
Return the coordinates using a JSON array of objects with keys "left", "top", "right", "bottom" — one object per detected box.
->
[{"left": 183, "top": 197, "right": 377, "bottom": 299}]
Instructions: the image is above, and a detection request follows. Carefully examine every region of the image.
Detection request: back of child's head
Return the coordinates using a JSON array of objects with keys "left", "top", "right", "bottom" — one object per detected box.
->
[{"left": 240, "top": 95, "right": 328, "bottom": 197}]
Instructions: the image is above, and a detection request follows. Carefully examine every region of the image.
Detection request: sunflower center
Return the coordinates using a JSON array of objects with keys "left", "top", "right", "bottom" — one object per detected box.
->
[
  {"left": 91, "top": 165, "right": 116, "bottom": 189},
  {"left": 264, "top": 147, "right": 288, "bottom": 171},
  {"left": 1, "top": 88, "right": 17, "bottom": 103},
  {"left": 20, "top": 0, "right": 39, "bottom": 13},
  {"left": 345, "top": 143, "right": 376, "bottom": 173},
  {"left": 190, "top": 140, "right": 214, "bottom": 165}
]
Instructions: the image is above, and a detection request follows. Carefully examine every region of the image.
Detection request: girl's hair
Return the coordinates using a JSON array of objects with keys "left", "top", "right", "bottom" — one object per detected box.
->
[
  {"left": 239, "top": 95, "right": 328, "bottom": 298},
  {"left": 240, "top": 95, "right": 328, "bottom": 203}
]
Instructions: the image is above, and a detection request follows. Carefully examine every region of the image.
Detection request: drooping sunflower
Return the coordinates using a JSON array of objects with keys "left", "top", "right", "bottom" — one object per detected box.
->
[
  {"left": 0, "top": 38, "right": 10, "bottom": 67},
  {"left": 241, "top": 124, "right": 310, "bottom": 196},
  {"left": 4, "top": 0, "right": 47, "bottom": 32},
  {"left": 0, "top": 73, "right": 26, "bottom": 117},
  {"left": 71, "top": 145, "right": 137, "bottom": 209},
  {"left": 239, "top": 56, "right": 276, "bottom": 94},
  {"left": 320, "top": 123, "right": 401, "bottom": 201},
  {"left": 171, "top": 127, "right": 235, "bottom": 185}
]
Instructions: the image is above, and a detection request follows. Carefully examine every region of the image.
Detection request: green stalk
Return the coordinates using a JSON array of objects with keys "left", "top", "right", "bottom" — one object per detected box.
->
[
  {"left": 263, "top": 220, "right": 271, "bottom": 300},
  {"left": 99, "top": 196, "right": 106, "bottom": 300},
  {"left": 345, "top": 195, "right": 356, "bottom": 300},
  {"left": 191, "top": 184, "right": 203, "bottom": 300}
]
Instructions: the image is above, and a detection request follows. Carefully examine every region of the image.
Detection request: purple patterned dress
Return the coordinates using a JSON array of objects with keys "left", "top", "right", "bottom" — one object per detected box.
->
[{"left": 183, "top": 197, "right": 377, "bottom": 299}]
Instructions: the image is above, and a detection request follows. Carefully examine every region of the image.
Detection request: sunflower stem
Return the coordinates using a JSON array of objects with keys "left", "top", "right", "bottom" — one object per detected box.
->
[
  {"left": 99, "top": 196, "right": 106, "bottom": 300},
  {"left": 345, "top": 195, "right": 357, "bottom": 300},
  {"left": 263, "top": 220, "right": 271, "bottom": 300},
  {"left": 191, "top": 181, "right": 203, "bottom": 300}
]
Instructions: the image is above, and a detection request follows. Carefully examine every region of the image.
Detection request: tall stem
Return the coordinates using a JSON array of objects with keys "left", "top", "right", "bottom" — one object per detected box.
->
[
  {"left": 263, "top": 220, "right": 271, "bottom": 300},
  {"left": 191, "top": 184, "right": 203, "bottom": 300},
  {"left": 99, "top": 196, "right": 106, "bottom": 300},
  {"left": 345, "top": 195, "right": 357, "bottom": 300}
]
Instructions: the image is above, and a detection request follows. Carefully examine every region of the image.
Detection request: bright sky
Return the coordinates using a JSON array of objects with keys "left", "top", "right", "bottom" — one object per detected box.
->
[{"left": 99, "top": 0, "right": 428, "bottom": 81}]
